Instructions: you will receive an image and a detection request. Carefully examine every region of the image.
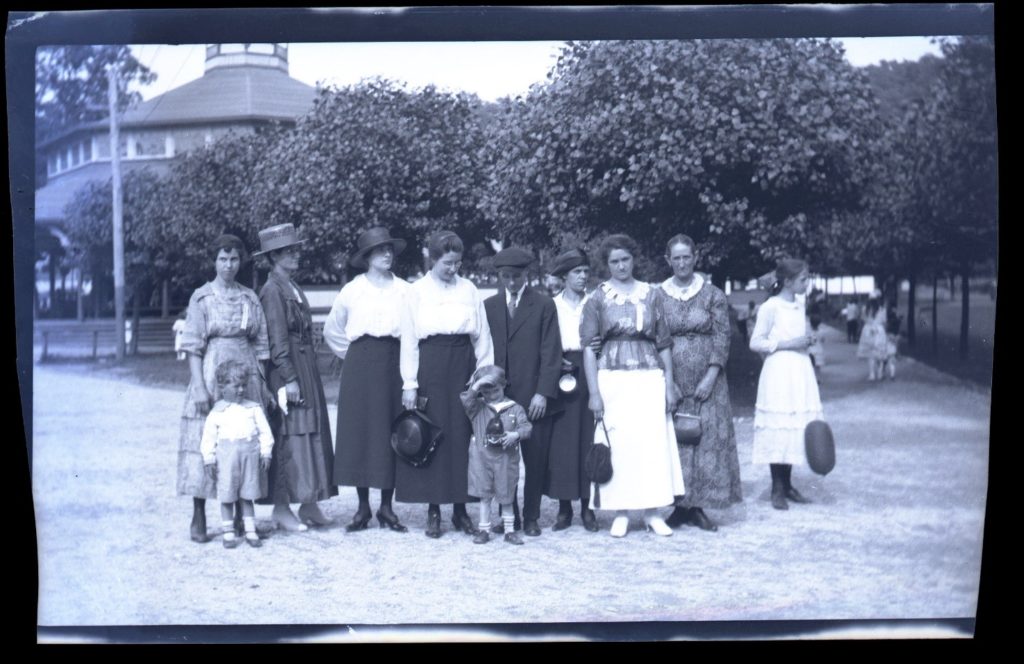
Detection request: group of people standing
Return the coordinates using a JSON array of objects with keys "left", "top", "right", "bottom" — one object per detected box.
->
[{"left": 176, "top": 223, "right": 823, "bottom": 547}]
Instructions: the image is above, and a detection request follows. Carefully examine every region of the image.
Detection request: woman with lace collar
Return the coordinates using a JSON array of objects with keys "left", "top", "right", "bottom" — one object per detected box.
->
[
  {"left": 657, "top": 235, "right": 742, "bottom": 533},
  {"left": 579, "top": 234, "right": 685, "bottom": 537}
]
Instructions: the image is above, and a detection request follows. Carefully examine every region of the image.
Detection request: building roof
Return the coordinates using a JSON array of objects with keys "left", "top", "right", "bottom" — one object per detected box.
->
[{"left": 40, "top": 65, "right": 317, "bottom": 148}]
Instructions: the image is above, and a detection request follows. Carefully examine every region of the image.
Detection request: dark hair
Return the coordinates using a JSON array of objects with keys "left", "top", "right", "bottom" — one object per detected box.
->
[
  {"left": 266, "top": 245, "right": 300, "bottom": 267},
  {"left": 664, "top": 234, "right": 696, "bottom": 257},
  {"left": 215, "top": 359, "right": 250, "bottom": 387},
  {"left": 599, "top": 233, "right": 638, "bottom": 263},
  {"left": 769, "top": 258, "right": 808, "bottom": 296},
  {"left": 210, "top": 234, "right": 248, "bottom": 262},
  {"left": 427, "top": 231, "right": 464, "bottom": 261}
]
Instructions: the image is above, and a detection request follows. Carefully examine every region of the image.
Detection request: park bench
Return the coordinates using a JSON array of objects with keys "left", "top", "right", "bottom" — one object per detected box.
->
[{"left": 36, "top": 318, "right": 176, "bottom": 360}]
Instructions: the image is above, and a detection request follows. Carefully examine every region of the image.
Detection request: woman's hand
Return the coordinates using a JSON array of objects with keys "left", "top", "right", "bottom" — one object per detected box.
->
[
  {"left": 193, "top": 385, "right": 212, "bottom": 416},
  {"left": 665, "top": 380, "right": 680, "bottom": 413},
  {"left": 781, "top": 335, "right": 812, "bottom": 352},
  {"left": 501, "top": 431, "right": 521, "bottom": 449},
  {"left": 204, "top": 462, "right": 216, "bottom": 482},
  {"left": 694, "top": 367, "right": 719, "bottom": 401},
  {"left": 402, "top": 389, "right": 418, "bottom": 410},
  {"left": 588, "top": 392, "right": 605, "bottom": 420},
  {"left": 261, "top": 384, "right": 277, "bottom": 411},
  {"left": 260, "top": 456, "right": 272, "bottom": 472},
  {"left": 285, "top": 380, "right": 302, "bottom": 404}
]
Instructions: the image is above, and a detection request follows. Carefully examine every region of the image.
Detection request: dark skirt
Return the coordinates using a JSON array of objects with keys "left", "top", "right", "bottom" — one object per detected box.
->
[
  {"left": 545, "top": 351, "right": 595, "bottom": 500},
  {"left": 264, "top": 341, "right": 337, "bottom": 504},
  {"left": 334, "top": 336, "right": 401, "bottom": 489},
  {"left": 394, "top": 335, "right": 475, "bottom": 505}
]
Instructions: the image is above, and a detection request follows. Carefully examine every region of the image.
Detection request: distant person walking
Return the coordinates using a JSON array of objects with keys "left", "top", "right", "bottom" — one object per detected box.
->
[{"left": 843, "top": 300, "right": 860, "bottom": 343}]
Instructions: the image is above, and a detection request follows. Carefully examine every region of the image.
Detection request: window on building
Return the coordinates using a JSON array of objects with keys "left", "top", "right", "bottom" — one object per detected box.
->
[
  {"left": 66, "top": 146, "right": 75, "bottom": 168},
  {"left": 134, "top": 132, "right": 166, "bottom": 157},
  {"left": 165, "top": 134, "right": 175, "bottom": 157},
  {"left": 71, "top": 144, "right": 81, "bottom": 167},
  {"left": 58, "top": 151, "right": 66, "bottom": 171},
  {"left": 48, "top": 154, "right": 57, "bottom": 175},
  {"left": 83, "top": 140, "right": 92, "bottom": 162}
]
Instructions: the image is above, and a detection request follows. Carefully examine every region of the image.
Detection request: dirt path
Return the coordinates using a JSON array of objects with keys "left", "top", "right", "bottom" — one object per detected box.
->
[{"left": 32, "top": 325, "right": 988, "bottom": 632}]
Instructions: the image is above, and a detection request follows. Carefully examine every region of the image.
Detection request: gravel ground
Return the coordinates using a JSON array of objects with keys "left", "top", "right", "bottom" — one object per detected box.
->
[{"left": 31, "top": 326, "right": 989, "bottom": 638}]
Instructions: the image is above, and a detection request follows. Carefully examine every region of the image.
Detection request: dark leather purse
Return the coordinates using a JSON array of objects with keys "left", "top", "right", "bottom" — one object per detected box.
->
[
  {"left": 585, "top": 417, "right": 613, "bottom": 508},
  {"left": 673, "top": 397, "right": 702, "bottom": 446}
]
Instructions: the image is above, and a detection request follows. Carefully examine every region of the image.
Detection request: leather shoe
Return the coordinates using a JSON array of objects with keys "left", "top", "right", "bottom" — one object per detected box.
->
[
  {"left": 504, "top": 531, "right": 525, "bottom": 545},
  {"left": 376, "top": 509, "right": 409, "bottom": 533},
  {"left": 473, "top": 530, "right": 490, "bottom": 544},
  {"left": 222, "top": 536, "right": 240, "bottom": 549},
  {"left": 785, "top": 487, "right": 812, "bottom": 504},
  {"left": 452, "top": 513, "right": 477, "bottom": 536},
  {"left": 690, "top": 508, "right": 718, "bottom": 532},
  {"left": 771, "top": 488, "right": 789, "bottom": 511},
  {"left": 523, "top": 519, "right": 541, "bottom": 537},
  {"left": 664, "top": 507, "right": 693, "bottom": 529},
  {"left": 581, "top": 509, "right": 599, "bottom": 533},
  {"left": 551, "top": 512, "right": 573, "bottom": 532},
  {"left": 244, "top": 535, "right": 262, "bottom": 548},
  {"left": 490, "top": 522, "right": 505, "bottom": 534},
  {"left": 345, "top": 510, "right": 372, "bottom": 532},
  {"left": 425, "top": 512, "right": 442, "bottom": 539},
  {"left": 190, "top": 522, "right": 210, "bottom": 543}
]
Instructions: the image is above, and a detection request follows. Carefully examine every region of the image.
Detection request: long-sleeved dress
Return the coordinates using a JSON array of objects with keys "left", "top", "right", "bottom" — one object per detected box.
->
[
  {"left": 323, "top": 273, "right": 410, "bottom": 490},
  {"left": 749, "top": 295, "right": 824, "bottom": 465},
  {"left": 259, "top": 272, "right": 336, "bottom": 504},
  {"left": 579, "top": 281, "right": 685, "bottom": 510},
  {"left": 658, "top": 276, "right": 742, "bottom": 508},
  {"left": 177, "top": 281, "right": 270, "bottom": 499},
  {"left": 397, "top": 273, "right": 494, "bottom": 504}
]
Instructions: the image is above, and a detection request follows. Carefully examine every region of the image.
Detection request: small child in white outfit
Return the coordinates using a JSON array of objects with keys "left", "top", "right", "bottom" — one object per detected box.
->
[
  {"left": 201, "top": 359, "right": 274, "bottom": 548},
  {"left": 461, "top": 365, "right": 532, "bottom": 545}
]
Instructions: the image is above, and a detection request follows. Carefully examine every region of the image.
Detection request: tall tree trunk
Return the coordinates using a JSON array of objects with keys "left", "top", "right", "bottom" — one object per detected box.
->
[
  {"left": 959, "top": 262, "right": 970, "bottom": 360},
  {"left": 932, "top": 274, "right": 939, "bottom": 355},
  {"left": 907, "top": 272, "right": 916, "bottom": 347},
  {"left": 161, "top": 279, "right": 170, "bottom": 318},
  {"left": 131, "top": 285, "right": 142, "bottom": 356}
]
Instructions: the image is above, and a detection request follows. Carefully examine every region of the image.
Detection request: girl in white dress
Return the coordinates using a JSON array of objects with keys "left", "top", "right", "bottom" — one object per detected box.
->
[{"left": 749, "top": 259, "right": 823, "bottom": 510}]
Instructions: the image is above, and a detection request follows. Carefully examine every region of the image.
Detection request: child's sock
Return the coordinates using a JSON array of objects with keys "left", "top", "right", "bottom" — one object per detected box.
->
[
  {"left": 478, "top": 520, "right": 491, "bottom": 532},
  {"left": 243, "top": 516, "right": 257, "bottom": 539},
  {"left": 502, "top": 514, "right": 515, "bottom": 533},
  {"left": 221, "top": 520, "right": 236, "bottom": 540}
]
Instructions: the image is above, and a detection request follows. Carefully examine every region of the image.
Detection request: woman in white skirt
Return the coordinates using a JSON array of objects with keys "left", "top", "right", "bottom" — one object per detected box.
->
[
  {"left": 580, "top": 234, "right": 685, "bottom": 537},
  {"left": 749, "top": 258, "right": 823, "bottom": 510}
]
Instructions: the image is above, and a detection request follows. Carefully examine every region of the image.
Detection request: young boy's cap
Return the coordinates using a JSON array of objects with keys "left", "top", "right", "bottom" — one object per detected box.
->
[{"left": 468, "top": 365, "right": 507, "bottom": 388}]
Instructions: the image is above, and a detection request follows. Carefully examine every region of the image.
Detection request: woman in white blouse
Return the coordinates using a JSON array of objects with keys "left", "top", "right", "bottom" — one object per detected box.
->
[
  {"left": 399, "top": 231, "right": 494, "bottom": 538},
  {"left": 324, "top": 228, "right": 412, "bottom": 533}
]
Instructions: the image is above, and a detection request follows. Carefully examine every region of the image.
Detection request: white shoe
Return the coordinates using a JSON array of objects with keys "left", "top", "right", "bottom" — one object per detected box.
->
[
  {"left": 609, "top": 516, "right": 629, "bottom": 538},
  {"left": 645, "top": 516, "right": 673, "bottom": 537}
]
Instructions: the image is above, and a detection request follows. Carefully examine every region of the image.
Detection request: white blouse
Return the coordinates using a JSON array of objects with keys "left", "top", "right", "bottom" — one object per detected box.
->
[
  {"left": 199, "top": 401, "right": 275, "bottom": 464},
  {"left": 660, "top": 273, "right": 705, "bottom": 302},
  {"left": 400, "top": 273, "right": 494, "bottom": 390},
  {"left": 553, "top": 290, "right": 590, "bottom": 351},
  {"left": 322, "top": 274, "right": 410, "bottom": 359},
  {"left": 749, "top": 295, "right": 809, "bottom": 355}
]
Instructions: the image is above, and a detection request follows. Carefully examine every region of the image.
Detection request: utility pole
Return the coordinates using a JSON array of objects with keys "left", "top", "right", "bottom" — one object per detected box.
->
[{"left": 108, "top": 65, "right": 126, "bottom": 361}]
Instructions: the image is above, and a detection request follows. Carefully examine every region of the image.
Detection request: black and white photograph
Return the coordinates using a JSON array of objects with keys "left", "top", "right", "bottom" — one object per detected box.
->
[{"left": 9, "top": 5, "right": 997, "bottom": 643}]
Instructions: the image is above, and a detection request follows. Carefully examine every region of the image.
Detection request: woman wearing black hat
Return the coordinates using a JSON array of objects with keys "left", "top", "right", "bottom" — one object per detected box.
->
[
  {"left": 256, "top": 224, "right": 336, "bottom": 532},
  {"left": 657, "top": 235, "right": 742, "bottom": 532},
  {"left": 398, "top": 230, "right": 494, "bottom": 538},
  {"left": 545, "top": 248, "right": 599, "bottom": 532},
  {"left": 323, "top": 227, "right": 411, "bottom": 533},
  {"left": 178, "top": 234, "right": 271, "bottom": 543}
]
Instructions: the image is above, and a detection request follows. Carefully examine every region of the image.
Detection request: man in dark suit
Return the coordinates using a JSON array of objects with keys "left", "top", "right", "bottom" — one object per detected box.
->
[{"left": 484, "top": 247, "right": 563, "bottom": 537}]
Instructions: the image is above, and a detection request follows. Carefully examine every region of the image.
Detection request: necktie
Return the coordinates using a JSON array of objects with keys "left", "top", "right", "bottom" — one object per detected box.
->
[{"left": 508, "top": 292, "right": 518, "bottom": 320}]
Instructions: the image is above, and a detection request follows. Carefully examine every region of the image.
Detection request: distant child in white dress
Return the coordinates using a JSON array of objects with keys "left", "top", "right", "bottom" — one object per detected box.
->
[
  {"left": 201, "top": 359, "right": 274, "bottom": 548},
  {"left": 461, "top": 365, "right": 532, "bottom": 546},
  {"left": 749, "top": 259, "right": 824, "bottom": 511}
]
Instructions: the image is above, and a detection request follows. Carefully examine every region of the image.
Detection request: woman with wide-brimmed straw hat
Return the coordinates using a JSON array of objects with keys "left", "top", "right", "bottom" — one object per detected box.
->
[
  {"left": 398, "top": 230, "right": 494, "bottom": 538},
  {"left": 178, "top": 233, "right": 271, "bottom": 543},
  {"left": 323, "top": 227, "right": 412, "bottom": 533},
  {"left": 255, "top": 223, "right": 337, "bottom": 532}
]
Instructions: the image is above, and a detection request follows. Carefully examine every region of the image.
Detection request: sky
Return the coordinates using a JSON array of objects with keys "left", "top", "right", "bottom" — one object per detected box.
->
[{"left": 129, "top": 37, "right": 945, "bottom": 103}]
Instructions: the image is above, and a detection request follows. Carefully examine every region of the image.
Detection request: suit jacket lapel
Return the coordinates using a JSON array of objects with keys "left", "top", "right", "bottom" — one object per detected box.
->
[{"left": 508, "top": 288, "right": 535, "bottom": 340}]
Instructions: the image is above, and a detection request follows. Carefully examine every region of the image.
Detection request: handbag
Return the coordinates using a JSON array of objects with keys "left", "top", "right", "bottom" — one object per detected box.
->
[
  {"left": 804, "top": 420, "right": 836, "bottom": 476},
  {"left": 673, "top": 396, "right": 702, "bottom": 446},
  {"left": 585, "top": 417, "right": 614, "bottom": 508}
]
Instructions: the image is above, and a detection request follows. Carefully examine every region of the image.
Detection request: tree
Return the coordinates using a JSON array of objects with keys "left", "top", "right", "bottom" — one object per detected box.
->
[
  {"left": 252, "top": 80, "right": 490, "bottom": 282},
  {"left": 480, "top": 39, "right": 884, "bottom": 283}
]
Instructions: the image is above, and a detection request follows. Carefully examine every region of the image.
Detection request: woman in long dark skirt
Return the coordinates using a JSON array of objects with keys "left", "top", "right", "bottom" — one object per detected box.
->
[
  {"left": 255, "top": 223, "right": 336, "bottom": 532},
  {"left": 545, "top": 248, "right": 598, "bottom": 532},
  {"left": 398, "top": 231, "right": 494, "bottom": 538},
  {"left": 323, "top": 227, "right": 411, "bottom": 533}
]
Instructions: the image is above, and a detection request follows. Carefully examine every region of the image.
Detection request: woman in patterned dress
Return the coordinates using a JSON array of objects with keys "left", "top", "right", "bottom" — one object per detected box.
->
[
  {"left": 657, "top": 235, "right": 742, "bottom": 532},
  {"left": 178, "top": 234, "right": 270, "bottom": 543},
  {"left": 580, "top": 234, "right": 685, "bottom": 538}
]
